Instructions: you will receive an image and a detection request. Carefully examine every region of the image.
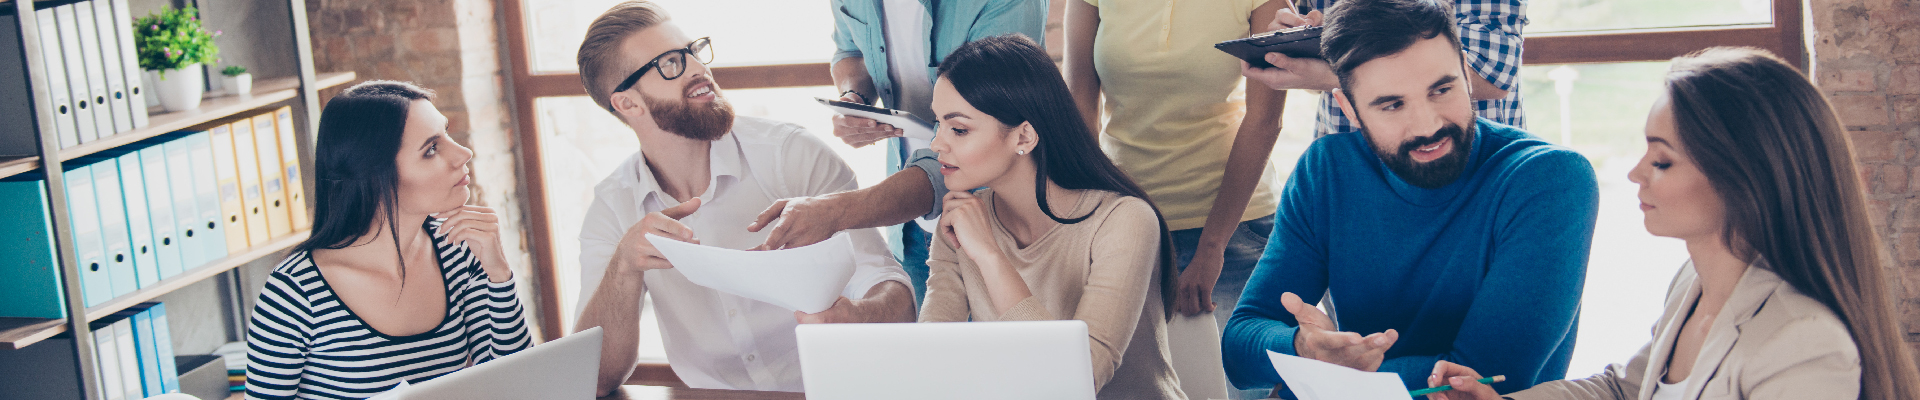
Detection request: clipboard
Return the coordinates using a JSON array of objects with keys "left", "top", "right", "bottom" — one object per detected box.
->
[
  {"left": 816, "top": 98, "right": 937, "bottom": 141},
  {"left": 1215, "top": 25, "right": 1323, "bottom": 68}
]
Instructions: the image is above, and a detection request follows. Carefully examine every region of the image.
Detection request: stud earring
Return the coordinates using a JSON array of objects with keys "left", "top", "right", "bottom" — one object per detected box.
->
[{"left": 1016, "top": 149, "right": 1027, "bottom": 155}]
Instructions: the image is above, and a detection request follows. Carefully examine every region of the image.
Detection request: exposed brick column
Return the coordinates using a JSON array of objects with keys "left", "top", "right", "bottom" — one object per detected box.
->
[
  {"left": 1808, "top": 0, "right": 1920, "bottom": 349},
  {"left": 305, "top": 0, "right": 545, "bottom": 335}
]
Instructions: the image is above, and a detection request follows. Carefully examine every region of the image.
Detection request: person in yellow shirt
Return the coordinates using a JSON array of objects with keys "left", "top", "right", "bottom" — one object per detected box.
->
[{"left": 1062, "top": 0, "right": 1289, "bottom": 334}]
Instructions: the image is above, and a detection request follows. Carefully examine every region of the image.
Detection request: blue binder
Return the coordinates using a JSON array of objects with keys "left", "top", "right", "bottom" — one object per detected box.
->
[
  {"left": 184, "top": 133, "right": 231, "bottom": 263},
  {"left": 131, "top": 305, "right": 162, "bottom": 396},
  {"left": 0, "top": 175, "right": 66, "bottom": 318},
  {"left": 110, "top": 150, "right": 161, "bottom": 288},
  {"left": 81, "top": 157, "right": 139, "bottom": 298},
  {"left": 139, "top": 146, "right": 185, "bottom": 279},
  {"left": 63, "top": 163, "right": 112, "bottom": 306},
  {"left": 150, "top": 302, "right": 179, "bottom": 393},
  {"left": 162, "top": 134, "right": 208, "bottom": 268}
]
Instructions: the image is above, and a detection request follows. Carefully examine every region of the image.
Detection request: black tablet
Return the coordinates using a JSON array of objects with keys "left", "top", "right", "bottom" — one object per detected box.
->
[{"left": 1214, "top": 25, "right": 1323, "bottom": 68}]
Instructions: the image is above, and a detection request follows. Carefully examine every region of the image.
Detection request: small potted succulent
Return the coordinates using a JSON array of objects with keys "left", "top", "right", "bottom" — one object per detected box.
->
[
  {"left": 133, "top": 6, "right": 220, "bottom": 112},
  {"left": 221, "top": 65, "right": 251, "bottom": 96}
]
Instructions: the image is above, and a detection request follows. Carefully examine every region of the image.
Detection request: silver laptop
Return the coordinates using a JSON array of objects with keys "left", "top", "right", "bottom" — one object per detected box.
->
[
  {"left": 391, "top": 327, "right": 604, "bottom": 400},
  {"left": 796, "top": 321, "right": 1096, "bottom": 400}
]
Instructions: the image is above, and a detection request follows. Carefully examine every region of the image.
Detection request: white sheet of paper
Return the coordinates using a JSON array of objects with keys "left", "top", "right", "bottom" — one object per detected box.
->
[
  {"left": 645, "top": 233, "right": 857, "bottom": 313},
  {"left": 368, "top": 380, "right": 411, "bottom": 400},
  {"left": 1266, "top": 350, "right": 1412, "bottom": 400}
]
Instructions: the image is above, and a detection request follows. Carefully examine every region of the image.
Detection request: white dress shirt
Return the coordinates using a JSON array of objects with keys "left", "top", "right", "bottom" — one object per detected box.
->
[{"left": 575, "top": 116, "right": 909, "bottom": 392}]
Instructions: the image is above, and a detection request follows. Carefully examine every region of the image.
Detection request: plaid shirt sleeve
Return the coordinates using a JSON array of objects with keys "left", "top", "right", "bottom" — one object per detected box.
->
[
  {"left": 1313, "top": 0, "right": 1529, "bottom": 137},
  {"left": 1457, "top": 0, "right": 1526, "bottom": 93}
]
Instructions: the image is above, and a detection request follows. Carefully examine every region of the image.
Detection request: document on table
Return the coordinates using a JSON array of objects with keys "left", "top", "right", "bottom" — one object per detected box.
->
[
  {"left": 367, "top": 380, "right": 411, "bottom": 400},
  {"left": 1266, "top": 350, "right": 1412, "bottom": 400},
  {"left": 646, "top": 233, "right": 857, "bottom": 314}
]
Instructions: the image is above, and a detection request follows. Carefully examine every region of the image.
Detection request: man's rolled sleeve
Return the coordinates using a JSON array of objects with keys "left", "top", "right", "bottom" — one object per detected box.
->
[{"left": 907, "top": 148, "right": 950, "bottom": 220}]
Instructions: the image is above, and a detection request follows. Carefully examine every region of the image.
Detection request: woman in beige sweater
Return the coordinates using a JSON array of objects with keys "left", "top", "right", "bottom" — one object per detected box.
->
[
  {"left": 1421, "top": 48, "right": 1920, "bottom": 400},
  {"left": 914, "top": 34, "right": 1186, "bottom": 400}
]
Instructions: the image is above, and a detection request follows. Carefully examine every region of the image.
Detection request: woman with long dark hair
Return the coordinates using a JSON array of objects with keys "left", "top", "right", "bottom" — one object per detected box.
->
[
  {"left": 1424, "top": 48, "right": 1920, "bottom": 400},
  {"left": 916, "top": 34, "right": 1185, "bottom": 400},
  {"left": 243, "top": 81, "right": 530, "bottom": 400}
]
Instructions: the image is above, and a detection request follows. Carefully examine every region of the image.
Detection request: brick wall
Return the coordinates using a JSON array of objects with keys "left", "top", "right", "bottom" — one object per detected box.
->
[
  {"left": 1809, "top": 0, "right": 1920, "bottom": 346},
  {"left": 304, "top": 0, "right": 544, "bottom": 334}
]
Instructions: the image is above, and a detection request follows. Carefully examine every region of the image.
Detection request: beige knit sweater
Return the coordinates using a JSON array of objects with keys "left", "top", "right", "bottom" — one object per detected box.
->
[{"left": 920, "top": 189, "right": 1185, "bottom": 400}]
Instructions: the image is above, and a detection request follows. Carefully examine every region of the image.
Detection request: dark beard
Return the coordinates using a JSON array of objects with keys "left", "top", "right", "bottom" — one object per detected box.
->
[
  {"left": 642, "top": 88, "right": 735, "bottom": 141},
  {"left": 1362, "top": 118, "right": 1475, "bottom": 189}
]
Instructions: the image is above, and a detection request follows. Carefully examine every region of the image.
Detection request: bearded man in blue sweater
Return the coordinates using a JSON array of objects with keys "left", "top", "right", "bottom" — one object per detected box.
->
[{"left": 1222, "top": 0, "right": 1599, "bottom": 396}]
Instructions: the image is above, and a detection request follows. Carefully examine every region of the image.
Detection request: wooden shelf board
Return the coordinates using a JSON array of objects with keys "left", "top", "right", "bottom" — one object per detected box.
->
[
  {"left": 0, "top": 230, "right": 310, "bottom": 350},
  {"left": 0, "top": 318, "right": 65, "bottom": 351},
  {"left": 55, "top": 71, "right": 355, "bottom": 163},
  {"left": 0, "top": 155, "right": 37, "bottom": 180}
]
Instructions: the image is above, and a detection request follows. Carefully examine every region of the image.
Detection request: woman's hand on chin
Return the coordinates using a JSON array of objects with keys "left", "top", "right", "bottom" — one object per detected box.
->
[
  {"left": 434, "top": 205, "right": 513, "bottom": 282},
  {"left": 938, "top": 191, "right": 1003, "bottom": 265}
]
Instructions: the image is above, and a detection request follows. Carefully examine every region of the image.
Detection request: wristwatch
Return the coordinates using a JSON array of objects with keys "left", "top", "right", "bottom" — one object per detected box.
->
[{"left": 839, "top": 89, "right": 871, "bottom": 105}]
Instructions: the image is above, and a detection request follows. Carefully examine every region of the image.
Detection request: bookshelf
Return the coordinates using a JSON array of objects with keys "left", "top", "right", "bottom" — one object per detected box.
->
[{"left": 1, "top": 0, "right": 342, "bottom": 398}]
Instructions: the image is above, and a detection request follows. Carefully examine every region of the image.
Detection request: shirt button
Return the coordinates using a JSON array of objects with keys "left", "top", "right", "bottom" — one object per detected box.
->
[
  {"left": 745, "top": 354, "right": 756, "bottom": 362},
  {"left": 728, "top": 309, "right": 738, "bottom": 317}
]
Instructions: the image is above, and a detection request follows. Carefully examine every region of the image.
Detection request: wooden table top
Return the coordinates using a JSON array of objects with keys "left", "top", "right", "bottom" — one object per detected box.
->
[{"left": 600, "top": 385, "right": 808, "bottom": 400}]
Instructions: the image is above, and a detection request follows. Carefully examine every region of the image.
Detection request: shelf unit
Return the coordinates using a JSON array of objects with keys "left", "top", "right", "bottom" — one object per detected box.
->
[{"left": 2, "top": 0, "right": 339, "bottom": 398}]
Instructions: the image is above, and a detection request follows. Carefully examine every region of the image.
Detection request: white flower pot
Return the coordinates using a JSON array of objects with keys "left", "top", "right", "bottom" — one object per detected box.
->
[
  {"left": 221, "top": 73, "right": 252, "bottom": 97},
  {"left": 152, "top": 63, "right": 204, "bottom": 112}
]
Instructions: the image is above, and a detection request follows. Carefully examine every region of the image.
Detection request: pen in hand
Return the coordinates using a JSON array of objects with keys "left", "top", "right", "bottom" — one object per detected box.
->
[{"left": 1408, "top": 375, "right": 1505, "bottom": 397}]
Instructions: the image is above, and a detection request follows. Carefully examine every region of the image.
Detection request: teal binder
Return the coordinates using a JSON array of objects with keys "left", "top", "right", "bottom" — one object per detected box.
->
[
  {"left": 63, "top": 163, "right": 112, "bottom": 306},
  {"left": 149, "top": 302, "right": 179, "bottom": 393},
  {"left": 0, "top": 175, "right": 66, "bottom": 319},
  {"left": 162, "top": 134, "right": 208, "bottom": 268},
  {"left": 111, "top": 150, "right": 161, "bottom": 288},
  {"left": 183, "top": 133, "right": 230, "bottom": 263},
  {"left": 131, "top": 305, "right": 162, "bottom": 397},
  {"left": 82, "top": 157, "right": 138, "bottom": 298},
  {"left": 138, "top": 146, "right": 185, "bottom": 279}
]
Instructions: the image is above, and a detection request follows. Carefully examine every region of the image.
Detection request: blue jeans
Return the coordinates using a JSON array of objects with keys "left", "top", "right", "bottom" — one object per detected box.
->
[
  {"left": 1173, "top": 215, "right": 1276, "bottom": 400},
  {"left": 900, "top": 222, "right": 932, "bottom": 306},
  {"left": 1171, "top": 215, "right": 1276, "bottom": 328}
]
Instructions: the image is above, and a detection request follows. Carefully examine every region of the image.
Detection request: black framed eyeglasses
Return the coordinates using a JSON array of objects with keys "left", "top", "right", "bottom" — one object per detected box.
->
[{"left": 611, "top": 37, "right": 714, "bottom": 94}]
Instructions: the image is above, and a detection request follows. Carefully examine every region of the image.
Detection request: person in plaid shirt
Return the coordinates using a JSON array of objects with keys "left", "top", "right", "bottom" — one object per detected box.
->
[{"left": 1243, "top": 0, "right": 1526, "bottom": 136}]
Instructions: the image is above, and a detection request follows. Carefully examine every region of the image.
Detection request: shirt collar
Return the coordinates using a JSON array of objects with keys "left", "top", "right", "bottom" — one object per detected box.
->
[{"left": 626, "top": 131, "right": 747, "bottom": 208}]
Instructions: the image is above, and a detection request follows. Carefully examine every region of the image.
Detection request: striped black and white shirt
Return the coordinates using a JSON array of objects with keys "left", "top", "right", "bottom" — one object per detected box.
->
[{"left": 244, "top": 218, "right": 530, "bottom": 400}]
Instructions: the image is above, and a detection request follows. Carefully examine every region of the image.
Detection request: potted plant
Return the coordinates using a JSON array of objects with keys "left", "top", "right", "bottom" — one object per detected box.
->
[
  {"left": 134, "top": 6, "right": 219, "bottom": 112},
  {"left": 221, "top": 65, "right": 251, "bottom": 96}
]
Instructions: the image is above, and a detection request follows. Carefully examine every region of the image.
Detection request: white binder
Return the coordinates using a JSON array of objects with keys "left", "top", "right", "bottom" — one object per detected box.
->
[
  {"left": 94, "top": 322, "right": 125, "bottom": 400},
  {"left": 53, "top": 5, "right": 101, "bottom": 143},
  {"left": 108, "top": 0, "right": 147, "bottom": 128},
  {"left": 35, "top": 8, "right": 81, "bottom": 148},
  {"left": 92, "top": 0, "right": 133, "bottom": 133},
  {"left": 112, "top": 319, "right": 141, "bottom": 400},
  {"left": 72, "top": 2, "right": 121, "bottom": 138}
]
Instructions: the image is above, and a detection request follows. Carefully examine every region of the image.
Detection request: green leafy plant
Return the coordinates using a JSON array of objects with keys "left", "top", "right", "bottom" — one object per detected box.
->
[
  {"left": 133, "top": 6, "right": 220, "bottom": 78},
  {"left": 222, "top": 65, "right": 247, "bottom": 77}
]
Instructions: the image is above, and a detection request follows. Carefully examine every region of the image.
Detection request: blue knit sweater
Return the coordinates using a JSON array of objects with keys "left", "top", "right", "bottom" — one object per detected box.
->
[{"left": 1223, "top": 118, "right": 1599, "bottom": 394}]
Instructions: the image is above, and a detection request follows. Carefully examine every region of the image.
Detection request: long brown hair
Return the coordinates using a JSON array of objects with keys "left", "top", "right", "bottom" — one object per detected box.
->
[{"left": 1665, "top": 47, "right": 1920, "bottom": 399}]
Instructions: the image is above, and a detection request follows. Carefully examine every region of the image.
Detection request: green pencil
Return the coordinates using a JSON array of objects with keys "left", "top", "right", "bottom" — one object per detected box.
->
[{"left": 1408, "top": 375, "right": 1505, "bottom": 397}]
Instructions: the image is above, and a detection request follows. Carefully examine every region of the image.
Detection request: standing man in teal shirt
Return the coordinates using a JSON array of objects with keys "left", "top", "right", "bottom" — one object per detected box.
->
[{"left": 819, "top": 0, "right": 1046, "bottom": 303}]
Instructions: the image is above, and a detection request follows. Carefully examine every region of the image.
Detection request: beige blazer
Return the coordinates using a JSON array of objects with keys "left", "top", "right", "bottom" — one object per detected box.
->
[{"left": 1509, "top": 260, "right": 1860, "bottom": 400}]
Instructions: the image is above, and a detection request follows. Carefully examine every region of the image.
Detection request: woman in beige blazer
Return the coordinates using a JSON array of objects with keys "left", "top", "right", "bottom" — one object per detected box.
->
[{"left": 1420, "top": 47, "right": 1920, "bottom": 400}]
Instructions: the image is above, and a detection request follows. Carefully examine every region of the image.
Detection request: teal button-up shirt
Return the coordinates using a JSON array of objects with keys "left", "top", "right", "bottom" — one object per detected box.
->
[{"left": 830, "top": 0, "right": 1047, "bottom": 120}]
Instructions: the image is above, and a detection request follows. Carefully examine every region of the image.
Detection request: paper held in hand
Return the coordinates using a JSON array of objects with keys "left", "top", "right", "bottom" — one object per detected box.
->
[
  {"left": 645, "top": 233, "right": 857, "bottom": 313},
  {"left": 1266, "top": 350, "right": 1413, "bottom": 400}
]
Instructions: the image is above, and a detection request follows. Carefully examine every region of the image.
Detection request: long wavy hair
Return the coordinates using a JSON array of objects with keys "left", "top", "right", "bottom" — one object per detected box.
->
[
  {"left": 937, "top": 34, "right": 1177, "bottom": 314},
  {"left": 298, "top": 81, "right": 436, "bottom": 285},
  {"left": 1665, "top": 47, "right": 1920, "bottom": 399}
]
